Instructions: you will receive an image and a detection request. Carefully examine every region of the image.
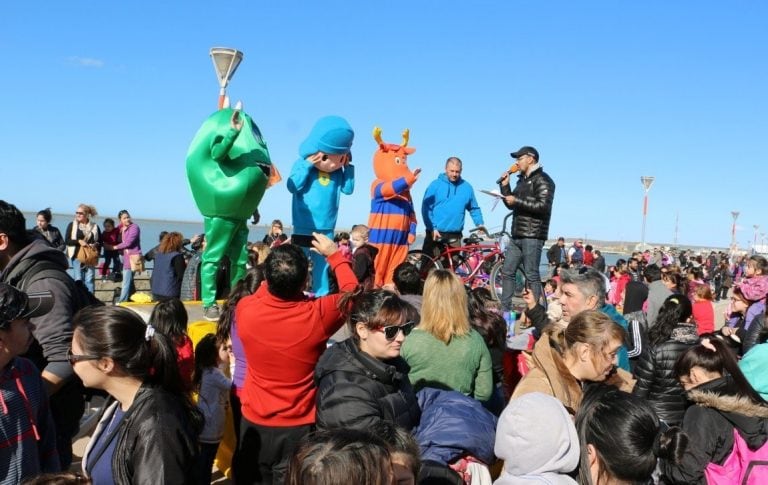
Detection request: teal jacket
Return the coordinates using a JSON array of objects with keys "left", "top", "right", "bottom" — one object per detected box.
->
[
  {"left": 740, "top": 343, "right": 768, "bottom": 400},
  {"left": 600, "top": 303, "right": 630, "bottom": 371}
]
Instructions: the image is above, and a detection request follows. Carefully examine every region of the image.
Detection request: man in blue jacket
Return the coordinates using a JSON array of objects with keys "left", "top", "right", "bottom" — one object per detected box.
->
[{"left": 421, "top": 157, "right": 485, "bottom": 258}]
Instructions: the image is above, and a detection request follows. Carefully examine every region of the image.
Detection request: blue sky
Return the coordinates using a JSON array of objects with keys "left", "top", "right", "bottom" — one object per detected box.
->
[{"left": 2, "top": 1, "right": 766, "bottom": 249}]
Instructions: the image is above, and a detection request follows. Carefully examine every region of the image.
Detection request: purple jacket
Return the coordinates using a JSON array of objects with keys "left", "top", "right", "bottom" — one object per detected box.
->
[{"left": 114, "top": 223, "right": 142, "bottom": 270}]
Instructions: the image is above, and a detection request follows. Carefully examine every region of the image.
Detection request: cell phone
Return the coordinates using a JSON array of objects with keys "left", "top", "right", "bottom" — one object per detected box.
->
[
  {"left": 291, "top": 234, "right": 316, "bottom": 248},
  {"left": 524, "top": 279, "right": 531, "bottom": 292}
]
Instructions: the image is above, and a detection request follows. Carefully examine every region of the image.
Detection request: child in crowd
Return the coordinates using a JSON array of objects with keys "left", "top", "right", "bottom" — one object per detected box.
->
[
  {"left": 248, "top": 242, "right": 270, "bottom": 268},
  {"left": 350, "top": 224, "right": 378, "bottom": 290},
  {"left": 193, "top": 334, "right": 231, "bottom": 485},
  {"left": 149, "top": 298, "right": 194, "bottom": 392},
  {"left": 0, "top": 284, "right": 60, "bottom": 483},
  {"left": 334, "top": 232, "right": 352, "bottom": 260},
  {"left": 100, "top": 218, "right": 121, "bottom": 280},
  {"left": 692, "top": 284, "right": 715, "bottom": 335},
  {"left": 544, "top": 279, "right": 564, "bottom": 323}
]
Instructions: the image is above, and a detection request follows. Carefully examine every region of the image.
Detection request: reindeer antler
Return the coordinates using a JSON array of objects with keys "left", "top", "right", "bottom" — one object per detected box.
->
[
  {"left": 373, "top": 126, "right": 384, "bottom": 146},
  {"left": 401, "top": 129, "right": 410, "bottom": 148}
]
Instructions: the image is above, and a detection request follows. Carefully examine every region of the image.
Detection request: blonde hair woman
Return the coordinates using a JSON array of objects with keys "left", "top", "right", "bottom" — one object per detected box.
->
[
  {"left": 400, "top": 270, "right": 493, "bottom": 401},
  {"left": 64, "top": 204, "right": 100, "bottom": 293},
  {"left": 512, "top": 310, "right": 635, "bottom": 414}
]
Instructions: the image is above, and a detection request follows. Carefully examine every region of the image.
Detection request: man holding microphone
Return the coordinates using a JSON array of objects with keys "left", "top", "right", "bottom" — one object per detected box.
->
[{"left": 498, "top": 146, "right": 556, "bottom": 311}]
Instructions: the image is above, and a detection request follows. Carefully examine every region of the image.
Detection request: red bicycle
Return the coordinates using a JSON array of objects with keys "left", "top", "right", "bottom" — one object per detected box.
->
[{"left": 407, "top": 213, "right": 513, "bottom": 300}]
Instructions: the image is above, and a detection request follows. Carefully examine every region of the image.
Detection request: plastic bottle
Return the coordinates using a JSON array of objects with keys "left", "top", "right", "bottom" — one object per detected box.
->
[{"left": 503, "top": 310, "right": 516, "bottom": 348}]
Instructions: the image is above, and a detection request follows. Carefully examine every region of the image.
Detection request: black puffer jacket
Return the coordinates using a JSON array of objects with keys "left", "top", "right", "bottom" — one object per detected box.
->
[
  {"left": 633, "top": 322, "right": 698, "bottom": 425},
  {"left": 500, "top": 166, "right": 555, "bottom": 240},
  {"left": 662, "top": 376, "right": 768, "bottom": 484},
  {"left": 315, "top": 339, "right": 421, "bottom": 432}
]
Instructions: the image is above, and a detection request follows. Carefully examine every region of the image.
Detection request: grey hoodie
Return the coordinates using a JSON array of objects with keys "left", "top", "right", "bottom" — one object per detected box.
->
[
  {"left": 494, "top": 392, "right": 579, "bottom": 484},
  {"left": 1, "top": 239, "right": 77, "bottom": 381}
]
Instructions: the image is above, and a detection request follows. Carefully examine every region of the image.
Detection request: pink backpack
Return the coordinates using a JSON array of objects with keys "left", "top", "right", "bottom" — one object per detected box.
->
[{"left": 705, "top": 428, "right": 768, "bottom": 484}]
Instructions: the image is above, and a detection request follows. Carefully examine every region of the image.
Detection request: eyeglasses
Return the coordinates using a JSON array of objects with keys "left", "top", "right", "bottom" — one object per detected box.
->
[
  {"left": 75, "top": 211, "right": 85, "bottom": 216},
  {"left": 67, "top": 348, "right": 100, "bottom": 365},
  {"left": 372, "top": 321, "right": 416, "bottom": 341}
]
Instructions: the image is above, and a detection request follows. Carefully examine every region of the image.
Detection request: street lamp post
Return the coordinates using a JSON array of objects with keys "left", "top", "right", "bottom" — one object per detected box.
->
[
  {"left": 731, "top": 211, "right": 740, "bottom": 253},
  {"left": 210, "top": 47, "right": 244, "bottom": 109},
  {"left": 640, "top": 176, "right": 655, "bottom": 250},
  {"left": 754, "top": 225, "right": 760, "bottom": 253}
]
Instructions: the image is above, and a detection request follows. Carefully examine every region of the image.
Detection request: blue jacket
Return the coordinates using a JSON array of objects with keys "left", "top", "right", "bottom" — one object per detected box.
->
[
  {"left": 413, "top": 387, "right": 497, "bottom": 465},
  {"left": 421, "top": 174, "right": 483, "bottom": 232},
  {"left": 287, "top": 159, "right": 354, "bottom": 234}
]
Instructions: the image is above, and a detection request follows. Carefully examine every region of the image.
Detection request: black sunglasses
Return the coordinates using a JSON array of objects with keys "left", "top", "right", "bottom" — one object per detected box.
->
[
  {"left": 67, "top": 348, "right": 100, "bottom": 366},
  {"left": 374, "top": 321, "right": 416, "bottom": 341}
]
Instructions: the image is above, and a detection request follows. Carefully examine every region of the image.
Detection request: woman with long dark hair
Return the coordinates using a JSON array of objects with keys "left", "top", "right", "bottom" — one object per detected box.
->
[
  {"left": 35, "top": 207, "right": 65, "bottom": 251},
  {"left": 577, "top": 384, "right": 686, "bottom": 485},
  {"left": 148, "top": 298, "right": 193, "bottom": 392},
  {"left": 468, "top": 287, "right": 507, "bottom": 415},
  {"left": 72, "top": 306, "right": 202, "bottom": 484},
  {"left": 663, "top": 338, "right": 768, "bottom": 483},
  {"left": 633, "top": 294, "right": 698, "bottom": 426}
]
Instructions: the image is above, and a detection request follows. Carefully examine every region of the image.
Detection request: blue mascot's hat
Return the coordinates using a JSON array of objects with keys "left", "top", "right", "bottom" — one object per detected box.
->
[{"left": 299, "top": 116, "right": 354, "bottom": 158}]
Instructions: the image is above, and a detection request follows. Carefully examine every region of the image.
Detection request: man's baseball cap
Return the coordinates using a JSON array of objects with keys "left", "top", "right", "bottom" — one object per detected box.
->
[
  {"left": 0, "top": 283, "right": 54, "bottom": 329},
  {"left": 510, "top": 146, "right": 539, "bottom": 160}
]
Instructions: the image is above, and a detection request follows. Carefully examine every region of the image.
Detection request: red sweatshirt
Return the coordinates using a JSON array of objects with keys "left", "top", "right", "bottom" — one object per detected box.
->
[{"left": 236, "top": 251, "right": 357, "bottom": 427}]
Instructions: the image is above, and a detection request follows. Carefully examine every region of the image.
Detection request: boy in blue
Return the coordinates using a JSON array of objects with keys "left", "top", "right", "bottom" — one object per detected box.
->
[{"left": 287, "top": 116, "right": 354, "bottom": 295}]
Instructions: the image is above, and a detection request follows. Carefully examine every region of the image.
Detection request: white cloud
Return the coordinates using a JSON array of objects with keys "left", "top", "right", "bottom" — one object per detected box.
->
[{"left": 66, "top": 56, "right": 105, "bottom": 68}]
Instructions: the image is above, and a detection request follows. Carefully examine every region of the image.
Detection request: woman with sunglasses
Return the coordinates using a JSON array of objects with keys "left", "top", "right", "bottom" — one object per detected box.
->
[
  {"left": 314, "top": 289, "right": 421, "bottom": 432},
  {"left": 400, "top": 270, "right": 494, "bottom": 402},
  {"left": 70, "top": 306, "right": 202, "bottom": 484},
  {"left": 64, "top": 204, "right": 100, "bottom": 293}
]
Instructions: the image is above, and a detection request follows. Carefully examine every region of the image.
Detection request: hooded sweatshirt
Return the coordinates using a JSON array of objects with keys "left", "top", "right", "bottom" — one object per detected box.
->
[
  {"left": 494, "top": 392, "right": 578, "bottom": 484},
  {"left": 0, "top": 239, "right": 78, "bottom": 381},
  {"left": 421, "top": 173, "right": 483, "bottom": 232}
]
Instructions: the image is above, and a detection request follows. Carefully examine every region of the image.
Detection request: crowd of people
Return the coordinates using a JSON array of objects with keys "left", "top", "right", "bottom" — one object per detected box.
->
[{"left": 1, "top": 142, "right": 768, "bottom": 485}]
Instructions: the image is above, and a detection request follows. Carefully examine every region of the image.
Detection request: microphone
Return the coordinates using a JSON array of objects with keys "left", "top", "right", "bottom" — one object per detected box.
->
[
  {"left": 496, "top": 162, "right": 521, "bottom": 184},
  {"left": 496, "top": 171, "right": 513, "bottom": 184}
]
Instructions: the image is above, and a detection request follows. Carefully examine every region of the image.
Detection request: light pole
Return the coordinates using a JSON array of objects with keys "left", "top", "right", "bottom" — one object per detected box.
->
[
  {"left": 210, "top": 47, "right": 243, "bottom": 109},
  {"left": 754, "top": 225, "right": 760, "bottom": 253},
  {"left": 640, "top": 176, "right": 655, "bottom": 250},
  {"left": 731, "top": 211, "right": 740, "bottom": 253}
]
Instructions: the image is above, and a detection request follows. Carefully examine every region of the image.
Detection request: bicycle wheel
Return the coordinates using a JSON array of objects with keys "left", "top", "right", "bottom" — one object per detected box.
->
[
  {"left": 489, "top": 261, "right": 504, "bottom": 301},
  {"left": 406, "top": 250, "right": 442, "bottom": 280}
]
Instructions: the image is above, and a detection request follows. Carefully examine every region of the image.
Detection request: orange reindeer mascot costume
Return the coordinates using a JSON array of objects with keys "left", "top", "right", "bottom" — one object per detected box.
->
[{"left": 367, "top": 127, "right": 421, "bottom": 287}]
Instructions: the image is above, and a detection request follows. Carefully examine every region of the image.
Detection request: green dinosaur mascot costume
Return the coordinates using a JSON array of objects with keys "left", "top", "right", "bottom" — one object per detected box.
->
[{"left": 186, "top": 107, "right": 272, "bottom": 319}]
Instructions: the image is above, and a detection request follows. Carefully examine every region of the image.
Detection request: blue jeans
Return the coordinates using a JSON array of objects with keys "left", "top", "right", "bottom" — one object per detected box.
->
[
  {"left": 119, "top": 268, "right": 134, "bottom": 303},
  {"left": 501, "top": 238, "right": 544, "bottom": 311},
  {"left": 70, "top": 259, "right": 95, "bottom": 293}
]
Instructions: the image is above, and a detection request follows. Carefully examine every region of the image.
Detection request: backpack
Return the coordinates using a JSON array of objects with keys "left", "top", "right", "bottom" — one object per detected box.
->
[
  {"left": 705, "top": 428, "right": 768, "bottom": 484},
  {"left": 15, "top": 260, "right": 104, "bottom": 310}
]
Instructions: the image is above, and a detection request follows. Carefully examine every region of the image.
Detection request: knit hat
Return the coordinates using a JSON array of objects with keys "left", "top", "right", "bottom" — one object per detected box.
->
[
  {"left": 299, "top": 116, "right": 354, "bottom": 158},
  {"left": 0, "top": 283, "right": 54, "bottom": 329}
]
